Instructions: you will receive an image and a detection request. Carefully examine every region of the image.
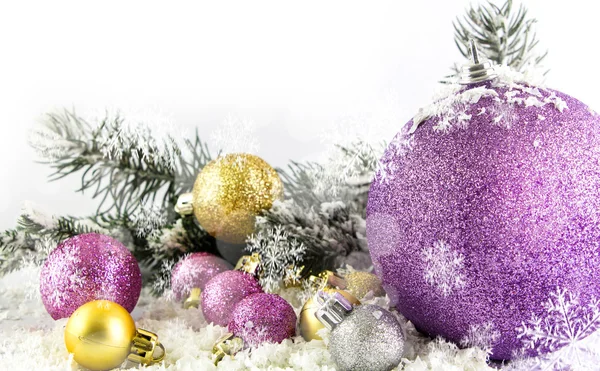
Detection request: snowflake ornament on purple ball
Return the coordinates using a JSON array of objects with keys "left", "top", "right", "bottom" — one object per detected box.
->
[
  {"left": 40, "top": 233, "right": 142, "bottom": 320},
  {"left": 367, "top": 41, "right": 600, "bottom": 363}
]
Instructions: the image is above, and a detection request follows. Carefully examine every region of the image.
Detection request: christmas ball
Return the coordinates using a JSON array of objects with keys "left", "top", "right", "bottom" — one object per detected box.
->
[
  {"left": 192, "top": 153, "right": 283, "bottom": 244},
  {"left": 344, "top": 272, "right": 385, "bottom": 299},
  {"left": 201, "top": 270, "right": 263, "bottom": 326},
  {"left": 367, "top": 71, "right": 600, "bottom": 359},
  {"left": 329, "top": 304, "right": 404, "bottom": 371},
  {"left": 40, "top": 233, "right": 142, "bottom": 320},
  {"left": 171, "top": 252, "right": 233, "bottom": 302},
  {"left": 228, "top": 293, "right": 297, "bottom": 347},
  {"left": 65, "top": 300, "right": 136, "bottom": 371},
  {"left": 299, "top": 289, "right": 360, "bottom": 341}
]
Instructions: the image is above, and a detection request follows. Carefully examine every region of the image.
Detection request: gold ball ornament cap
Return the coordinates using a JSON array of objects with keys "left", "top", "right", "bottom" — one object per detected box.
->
[
  {"left": 299, "top": 289, "right": 360, "bottom": 341},
  {"left": 191, "top": 153, "right": 283, "bottom": 244},
  {"left": 64, "top": 300, "right": 165, "bottom": 371}
]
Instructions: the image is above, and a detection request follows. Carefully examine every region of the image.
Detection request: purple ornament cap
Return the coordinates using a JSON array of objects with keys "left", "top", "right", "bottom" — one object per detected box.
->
[
  {"left": 171, "top": 252, "right": 233, "bottom": 302},
  {"left": 40, "top": 233, "right": 142, "bottom": 320},
  {"left": 201, "top": 270, "right": 263, "bottom": 326},
  {"left": 228, "top": 293, "right": 297, "bottom": 347}
]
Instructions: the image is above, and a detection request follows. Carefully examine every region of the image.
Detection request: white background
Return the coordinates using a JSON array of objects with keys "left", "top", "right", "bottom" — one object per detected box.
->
[{"left": 0, "top": 0, "right": 598, "bottom": 230}]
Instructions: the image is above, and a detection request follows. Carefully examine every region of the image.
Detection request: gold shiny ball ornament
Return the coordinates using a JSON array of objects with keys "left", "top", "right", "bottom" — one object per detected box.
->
[
  {"left": 191, "top": 153, "right": 283, "bottom": 244},
  {"left": 345, "top": 271, "right": 385, "bottom": 299},
  {"left": 299, "top": 289, "right": 360, "bottom": 341},
  {"left": 65, "top": 300, "right": 164, "bottom": 371}
]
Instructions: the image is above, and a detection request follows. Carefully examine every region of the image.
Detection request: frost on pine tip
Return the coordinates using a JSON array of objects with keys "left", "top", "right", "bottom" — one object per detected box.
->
[
  {"left": 131, "top": 204, "right": 168, "bottom": 238},
  {"left": 515, "top": 287, "right": 600, "bottom": 370},
  {"left": 422, "top": 240, "right": 466, "bottom": 297},
  {"left": 210, "top": 114, "right": 260, "bottom": 155}
]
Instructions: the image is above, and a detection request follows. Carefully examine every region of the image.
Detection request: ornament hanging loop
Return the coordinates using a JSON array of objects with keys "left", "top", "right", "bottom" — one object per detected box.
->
[
  {"left": 459, "top": 39, "right": 497, "bottom": 84},
  {"left": 128, "top": 329, "right": 166, "bottom": 366},
  {"left": 174, "top": 192, "right": 194, "bottom": 215}
]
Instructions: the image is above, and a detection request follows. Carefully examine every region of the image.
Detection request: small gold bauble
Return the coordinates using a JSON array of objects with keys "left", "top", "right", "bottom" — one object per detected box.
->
[
  {"left": 299, "top": 289, "right": 360, "bottom": 341},
  {"left": 64, "top": 300, "right": 136, "bottom": 371},
  {"left": 345, "top": 271, "right": 385, "bottom": 299},
  {"left": 192, "top": 153, "right": 283, "bottom": 244}
]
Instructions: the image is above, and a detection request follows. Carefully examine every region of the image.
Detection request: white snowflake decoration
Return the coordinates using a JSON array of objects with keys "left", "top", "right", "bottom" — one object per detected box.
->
[
  {"left": 246, "top": 225, "right": 306, "bottom": 292},
  {"left": 515, "top": 287, "right": 600, "bottom": 370},
  {"left": 422, "top": 240, "right": 466, "bottom": 297}
]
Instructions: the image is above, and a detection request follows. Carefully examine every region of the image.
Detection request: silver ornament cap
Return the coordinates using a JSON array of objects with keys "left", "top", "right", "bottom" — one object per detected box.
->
[
  {"left": 459, "top": 39, "right": 497, "bottom": 84},
  {"left": 314, "top": 290, "right": 353, "bottom": 330}
]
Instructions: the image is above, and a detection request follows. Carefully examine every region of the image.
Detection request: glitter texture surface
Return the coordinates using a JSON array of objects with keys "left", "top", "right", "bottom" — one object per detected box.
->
[
  {"left": 171, "top": 253, "right": 232, "bottom": 302},
  {"left": 367, "top": 80, "right": 600, "bottom": 360},
  {"left": 228, "top": 292, "right": 297, "bottom": 347},
  {"left": 192, "top": 153, "right": 283, "bottom": 244},
  {"left": 40, "top": 233, "right": 142, "bottom": 320},
  {"left": 329, "top": 304, "right": 404, "bottom": 371},
  {"left": 344, "top": 271, "right": 385, "bottom": 299},
  {"left": 201, "top": 270, "right": 263, "bottom": 326}
]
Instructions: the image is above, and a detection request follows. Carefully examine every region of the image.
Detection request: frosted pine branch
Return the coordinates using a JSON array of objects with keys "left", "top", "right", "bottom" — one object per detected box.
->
[
  {"left": 254, "top": 199, "right": 370, "bottom": 280},
  {"left": 29, "top": 109, "right": 213, "bottom": 216},
  {"left": 453, "top": 0, "right": 547, "bottom": 73}
]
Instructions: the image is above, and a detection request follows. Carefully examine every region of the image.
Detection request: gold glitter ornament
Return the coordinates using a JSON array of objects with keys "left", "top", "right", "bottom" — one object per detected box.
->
[
  {"left": 64, "top": 300, "right": 164, "bottom": 371},
  {"left": 344, "top": 271, "right": 385, "bottom": 299},
  {"left": 179, "top": 153, "right": 283, "bottom": 244},
  {"left": 299, "top": 289, "right": 360, "bottom": 341}
]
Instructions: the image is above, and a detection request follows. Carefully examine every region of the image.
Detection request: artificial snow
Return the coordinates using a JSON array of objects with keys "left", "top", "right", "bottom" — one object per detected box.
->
[{"left": 2, "top": 263, "right": 599, "bottom": 370}]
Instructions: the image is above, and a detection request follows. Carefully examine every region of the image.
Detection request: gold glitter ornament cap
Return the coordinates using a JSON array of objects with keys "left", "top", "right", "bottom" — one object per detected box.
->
[{"left": 190, "top": 153, "right": 283, "bottom": 244}]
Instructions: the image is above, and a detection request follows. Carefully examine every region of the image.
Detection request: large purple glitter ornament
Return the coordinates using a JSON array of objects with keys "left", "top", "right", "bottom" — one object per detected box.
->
[
  {"left": 201, "top": 270, "right": 263, "bottom": 326},
  {"left": 228, "top": 293, "right": 297, "bottom": 347},
  {"left": 40, "top": 233, "right": 142, "bottom": 320},
  {"left": 367, "top": 50, "right": 600, "bottom": 361},
  {"left": 171, "top": 252, "right": 233, "bottom": 302}
]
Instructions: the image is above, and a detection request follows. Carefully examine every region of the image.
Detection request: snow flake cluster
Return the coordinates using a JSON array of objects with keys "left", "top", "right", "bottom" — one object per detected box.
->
[
  {"left": 422, "top": 240, "right": 466, "bottom": 297},
  {"left": 408, "top": 65, "right": 568, "bottom": 135},
  {"left": 246, "top": 225, "right": 307, "bottom": 292},
  {"left": 515, "top": 287, "right": 600, "bottom": 370}
]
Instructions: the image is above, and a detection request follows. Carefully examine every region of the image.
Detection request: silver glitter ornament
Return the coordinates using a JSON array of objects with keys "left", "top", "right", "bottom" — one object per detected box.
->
[{"left": 315, "top": 291, "right": 404, "bottom": 371}]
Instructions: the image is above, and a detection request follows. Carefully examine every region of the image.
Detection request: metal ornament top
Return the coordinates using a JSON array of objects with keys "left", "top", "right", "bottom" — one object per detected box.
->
[{"left": 459, "top": 39, "right": 497, "bottom": 84}]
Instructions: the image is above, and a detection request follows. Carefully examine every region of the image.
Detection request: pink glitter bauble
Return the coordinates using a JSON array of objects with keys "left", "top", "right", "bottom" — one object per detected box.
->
[
  {"left": 171, "top": 252, "right": 233, "bottom": 302},
  {"left": 367, "top": 78, "right": 600, "bottom": 360},
  {"left": 228, "top": 293, "right": 296, "bottom": 347},
  {"left": 40, "top": 233, "right": 142, "bottom": 320},
  {"left": 201, "top": 270, "right": 263, "bottom": 326}
]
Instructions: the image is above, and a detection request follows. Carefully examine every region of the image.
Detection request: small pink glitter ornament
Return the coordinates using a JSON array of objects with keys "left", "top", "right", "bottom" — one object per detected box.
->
[
  {"left": 201, "top": 270, "right": 263, "bottom": 326},
  {"left": 40, "top": 233, "right": 142, "bottom": 320},
  {"left": 171, "top": 252, "right": 232, "bottom": 302},
  {"left": 228, "top": 293, "right": 297, "bottom": 347}
]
